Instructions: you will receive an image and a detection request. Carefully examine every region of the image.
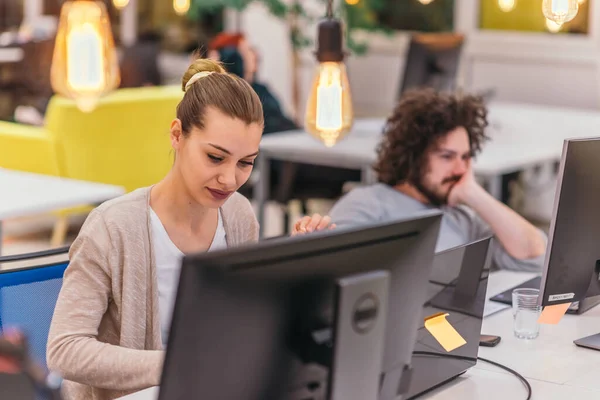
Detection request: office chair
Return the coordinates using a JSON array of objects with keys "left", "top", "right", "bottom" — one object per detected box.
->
[{"left": 0, "top": 246, "right": 69, "bottom": 371}]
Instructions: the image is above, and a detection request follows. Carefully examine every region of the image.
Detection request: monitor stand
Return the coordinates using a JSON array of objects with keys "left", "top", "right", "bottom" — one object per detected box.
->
[
  {"left": 574, "top": 333, "right": 600, "bottom": 351},
  {"left": 329, "top": 271, "right": 390, "bottom": 400}
]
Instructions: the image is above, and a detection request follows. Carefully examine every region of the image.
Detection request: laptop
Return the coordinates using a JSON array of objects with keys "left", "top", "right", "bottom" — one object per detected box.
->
[{"left": 406, "top": 237, "right": 493, "bottom": 399}]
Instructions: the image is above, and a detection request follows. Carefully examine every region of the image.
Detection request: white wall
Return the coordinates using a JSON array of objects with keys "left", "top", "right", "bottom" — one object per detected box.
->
[
  {"left": 237, "top": 0, "right": 600, "bottom": 121},
  {"left": 228, "top": 4, "right": 296, "bottom": 118}
]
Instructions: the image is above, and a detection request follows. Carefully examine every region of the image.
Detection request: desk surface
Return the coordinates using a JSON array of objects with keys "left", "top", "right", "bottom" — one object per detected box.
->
[
  {"left": 0, "top": 169, "right": 125, "bottom": 220},
  {"left": 260, "top": 102, "right": 600, "bottom": 177},
  {"left": 117, "top": 269, "right": 600, "bottom": 399}
]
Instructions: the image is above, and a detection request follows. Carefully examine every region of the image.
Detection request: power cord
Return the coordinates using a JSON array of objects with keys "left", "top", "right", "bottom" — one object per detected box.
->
[{"left": 412, "top": 351, "right": 532, "bottom": 400}]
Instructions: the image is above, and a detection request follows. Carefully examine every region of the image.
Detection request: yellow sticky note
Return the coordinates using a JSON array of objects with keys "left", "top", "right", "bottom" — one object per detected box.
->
[
  {"left": 538, "top": 302, "right": 571, "bottom": 325},
  {"left": 424, "top": 312, "right": 466, "bottom": 352}
]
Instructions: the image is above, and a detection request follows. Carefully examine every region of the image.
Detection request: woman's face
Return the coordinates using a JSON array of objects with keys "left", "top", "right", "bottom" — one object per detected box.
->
[{"left": 170, "top": 107, "right": 262, "bottom": 208}]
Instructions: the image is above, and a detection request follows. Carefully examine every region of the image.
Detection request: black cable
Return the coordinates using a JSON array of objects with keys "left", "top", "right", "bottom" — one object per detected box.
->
[
  {"left": 326, "top": 0, "right": 333, "bottom": 18},
  {"left": 477, "top": 356, "right": 531, "bottom": 400},
  {"left": 412, "top": 351, "right": 532, "bottom": 400}
]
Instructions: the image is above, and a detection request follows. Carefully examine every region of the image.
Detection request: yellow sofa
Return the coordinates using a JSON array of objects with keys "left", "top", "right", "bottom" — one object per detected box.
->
[
  {"left": 0, "top": 85, "right": 184, "bottom": 243},
  {"left": 0, "top": 120, "right": 60, "bottom": 176}
]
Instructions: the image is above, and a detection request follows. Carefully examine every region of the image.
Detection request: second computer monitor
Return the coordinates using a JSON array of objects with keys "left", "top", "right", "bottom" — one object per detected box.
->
[
  {"left": 539, "top": 137, "right": 600, "bottom": 309},
  {"left": 399, "top": 33, "right": 464, "bottom": 97},
  {"left": 408, "top": 237, "right": 492, "bottom": 398}
]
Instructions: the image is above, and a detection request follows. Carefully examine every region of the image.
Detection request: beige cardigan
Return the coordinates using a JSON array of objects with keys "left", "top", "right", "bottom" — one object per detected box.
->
[{"left": 47, "top": 187, "right": 259, "bottom": 400}]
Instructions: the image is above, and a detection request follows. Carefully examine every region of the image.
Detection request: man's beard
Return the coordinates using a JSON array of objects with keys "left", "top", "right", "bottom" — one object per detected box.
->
[{"left": 411, "top": 174, "right": 462, "bottom": 207}]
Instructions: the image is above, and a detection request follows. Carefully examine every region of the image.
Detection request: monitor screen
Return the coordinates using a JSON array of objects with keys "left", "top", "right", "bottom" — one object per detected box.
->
[
  {"left": 539, "top": 137, "right": 600, "bottom": 307},
  {"left": 407, "top": 237, "right": 492, "bottom": 398},
  {"left": 400, "top": 34, "right": 464, "bottom": 96},
  {"left": 159, "top": 213, "right": 442, "bottom": 400}
]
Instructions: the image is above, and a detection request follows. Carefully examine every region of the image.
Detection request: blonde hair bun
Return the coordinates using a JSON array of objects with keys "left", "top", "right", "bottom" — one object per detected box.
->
[{"left": 181, "top": 58, "right": 226, "bottom": 92}]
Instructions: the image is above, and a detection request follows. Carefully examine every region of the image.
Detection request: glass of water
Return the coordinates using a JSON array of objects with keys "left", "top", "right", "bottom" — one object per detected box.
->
[{"left": 512, "top": 288, "right": 541, "bottom": 340}]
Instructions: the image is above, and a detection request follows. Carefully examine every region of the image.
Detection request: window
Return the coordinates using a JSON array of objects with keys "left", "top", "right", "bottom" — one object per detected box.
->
[
  {"left": 479, "top": 0, "right": 590, "bottom": 35},
  {"left": 345, "top": 0, "right": 455, "bottom": 33}
]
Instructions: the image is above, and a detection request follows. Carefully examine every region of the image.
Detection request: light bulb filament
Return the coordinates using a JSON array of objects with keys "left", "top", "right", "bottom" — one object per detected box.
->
[
  {"left": 316, "top": 65, "right": 343, "bottom": 133},
  {"left": 66, "top": 23, "right": 104, "bottom": 92}
]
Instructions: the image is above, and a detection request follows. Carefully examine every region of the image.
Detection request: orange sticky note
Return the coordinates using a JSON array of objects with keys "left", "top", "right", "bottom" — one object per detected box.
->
[
  {"left": 538, "top": 302, "right": 571, "bottom": 325},
  {"left": 424, "top": 312, "right": 466, "bottom": 352}
]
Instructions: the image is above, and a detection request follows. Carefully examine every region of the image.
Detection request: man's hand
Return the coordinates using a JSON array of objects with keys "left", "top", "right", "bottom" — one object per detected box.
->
[
  {"left": 447, "top": 168, "right": 483, "bottom": 207},
  {"left": 292, "top": 214, "right": 336, "bottom": 236}
]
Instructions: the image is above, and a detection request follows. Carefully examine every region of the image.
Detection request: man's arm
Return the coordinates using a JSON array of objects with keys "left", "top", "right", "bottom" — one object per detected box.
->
[
  {"left": 449, "top": 170, "right": 546, "bottom": 260},
  {"left": 329, "top": 187, "right": 384, "bottom": 229},
  {"left": 454, "top": 206, "right": 546, "bottom": 272},
  {"left": 462, "top": 184, "right": 546, "bottom": 259}
]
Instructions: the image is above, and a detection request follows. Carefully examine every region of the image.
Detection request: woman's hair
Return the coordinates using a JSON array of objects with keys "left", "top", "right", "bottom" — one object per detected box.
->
[
  {"left": 374, "top": 88, "right": 489, "bottom": 186},
  {"left": 177, "top": 58, "right": 264, "bottom": 135}
]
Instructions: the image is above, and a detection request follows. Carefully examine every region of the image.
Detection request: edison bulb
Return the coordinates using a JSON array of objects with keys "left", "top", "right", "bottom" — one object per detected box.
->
[
  {"left": 112, "top": 0, "right": 129, "bottom": 9},
  {"left": 173, "top": 0, "right": 190, "bottom": 16},
  {"left": 345, "top": 0, "right": 360, "bottom": 4},
  {"left": 51, "top": 0, "right": 120, "bottom": 112},
  {"left": 498, "top": 0, "right": 516, "bottom": 12},
  {"left": 545, "top": 18, "right": 563, "bottom": 33},
  {"left": 542, "top": 0, "right": 578, "bottom": 25},
  {"left": 305, "top": 62, "right": 354, "bottom": 147}
]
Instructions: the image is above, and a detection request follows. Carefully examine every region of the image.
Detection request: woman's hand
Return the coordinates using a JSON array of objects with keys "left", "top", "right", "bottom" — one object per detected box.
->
[{"left": 292, "top": 214, "right": 336, "bottom": 236}]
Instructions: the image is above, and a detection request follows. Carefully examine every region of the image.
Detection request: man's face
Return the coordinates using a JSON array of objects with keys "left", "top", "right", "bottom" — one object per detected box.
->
[{"left": 414, "top": 126, "right": 472, "bottom": 206}]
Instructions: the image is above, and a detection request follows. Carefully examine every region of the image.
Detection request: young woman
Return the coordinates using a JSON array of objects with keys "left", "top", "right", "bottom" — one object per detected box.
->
[{"left": 47, "top": 58, "right": 331, "bottom": 400}]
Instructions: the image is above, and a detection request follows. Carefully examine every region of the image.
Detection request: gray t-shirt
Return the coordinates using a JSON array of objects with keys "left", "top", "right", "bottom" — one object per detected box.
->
[{"left": 329, "top": 183, "right": 545, "bottom": 272}]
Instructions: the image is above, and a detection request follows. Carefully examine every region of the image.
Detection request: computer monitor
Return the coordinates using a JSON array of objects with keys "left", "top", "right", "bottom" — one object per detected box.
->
[
  {"left": 537, "top": 137, "right": 600, "bottom": 349},
  {"left": 159, "top": 212, "right": 442, "bottom": 400},
  {"left": 407, "top": 237, "right": 492, "bottom": 398},
  {"left": 399, "top": 33, "right": 464, "bottom": 97}
]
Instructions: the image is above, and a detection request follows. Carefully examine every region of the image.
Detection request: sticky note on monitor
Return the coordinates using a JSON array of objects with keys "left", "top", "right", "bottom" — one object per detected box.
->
[
  {"left": 538, "top": 302, "right": 571, "bottom": 325},
  {"left": 424, "top": 312, "right": 466, "bottom": 352}
]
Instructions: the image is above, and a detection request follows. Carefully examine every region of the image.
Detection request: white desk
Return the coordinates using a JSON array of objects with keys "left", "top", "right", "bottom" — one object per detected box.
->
[
  {"left": 117, "top": 270, "right": 600, "bottom": 399},
  {"left": 255, "top": 102, "right": 600, "bottom": 235},
  {"left": 0, "top": 168, "right": 125, "bottom": 253},
  {"left": 422, "top": 270, "right": 600, "bottom": 399}
]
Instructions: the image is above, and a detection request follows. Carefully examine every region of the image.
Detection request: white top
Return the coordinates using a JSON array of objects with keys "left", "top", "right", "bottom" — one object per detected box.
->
[
  {"left": 150, "top": 208, "right": 227, "bottom": 347},
  {"left": 0, "top": 168, "right": 125, "bottom": 220}
]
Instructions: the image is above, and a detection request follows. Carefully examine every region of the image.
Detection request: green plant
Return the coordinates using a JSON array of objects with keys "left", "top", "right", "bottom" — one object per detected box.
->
[{"left": 188, "top": 0, "right": 393, "bottom": 55}]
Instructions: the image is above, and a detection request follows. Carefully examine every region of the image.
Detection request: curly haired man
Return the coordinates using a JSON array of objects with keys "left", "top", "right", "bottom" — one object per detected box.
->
[{"left": 329, "top": 89, "right": 546, "bottom": 271}]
